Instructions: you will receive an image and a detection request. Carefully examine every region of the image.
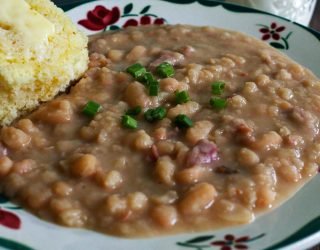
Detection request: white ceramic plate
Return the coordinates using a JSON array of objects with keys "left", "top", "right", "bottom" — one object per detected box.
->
[{"left": 1, "top": 1, "right": 319, "bottom": 250}]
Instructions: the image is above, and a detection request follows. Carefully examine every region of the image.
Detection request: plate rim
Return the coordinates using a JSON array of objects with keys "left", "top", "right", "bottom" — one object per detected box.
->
[
  {"left": 60, "top": 0, "right": 320, "bottom": 42},
  {"left": 1, "top": 1, "right": 319, "bottom": 250}
]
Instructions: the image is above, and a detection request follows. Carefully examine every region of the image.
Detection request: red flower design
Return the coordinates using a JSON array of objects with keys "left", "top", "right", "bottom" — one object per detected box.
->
[
  {"left": 211, "top": 234, "right": 250, "bottom": 250},
  {"left": 0, "top": 209, "right": 21, "bottom": 230},
  {"left": 259, "top": 22, "right": 285, "bottom": 41},
  {"left": 123, "top": 16, "right": 165, "bottom": 28},
  {"left": 78, "top": 5, "right": 120, "bottom": 31}
]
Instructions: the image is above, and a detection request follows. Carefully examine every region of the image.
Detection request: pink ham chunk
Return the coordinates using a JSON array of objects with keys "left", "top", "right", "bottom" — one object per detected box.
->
[{"left": 186, "top": 139, "right": 219, "bottom": 167}]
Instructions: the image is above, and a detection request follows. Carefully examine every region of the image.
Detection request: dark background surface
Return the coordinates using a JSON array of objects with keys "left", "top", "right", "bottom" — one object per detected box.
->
[
  {"left": 311, "top": 0, "right": 320, "bottom": 31},
  {"left": 52, "top": 0, "right": 319, "bottom": 249}
]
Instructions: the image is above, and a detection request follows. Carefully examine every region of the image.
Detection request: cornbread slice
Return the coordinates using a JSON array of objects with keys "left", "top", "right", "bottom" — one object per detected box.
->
[{"left": 0, "top": 0, "right": 88, "bottom": 125}]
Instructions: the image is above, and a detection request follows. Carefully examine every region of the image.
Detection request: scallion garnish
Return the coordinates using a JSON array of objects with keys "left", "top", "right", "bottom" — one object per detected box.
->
[
  {"left": 175, "top": 90, "right": 190, "bottom": 104},
  {"left": 138, "top": 72, "right": 156, "bottom": 86},
  {"left": 126, "top": 63, "right": 146, "bottom": 78},
  {"left": 149, "top": 82, "right": 160, "bottom": 96},
  {"left": 174, "top": 114, "right": 193, "bottom": 128},
  {"left": 211, "top": 81, "right": 225, "bottom": 95},
  {"left": 210, "top": 97, "right": 227, "bottom": 109},
  {"left": 82, "top": 101, "right": 101, "bottom": 117},
  {"left": 144, "top": 107, "right": 167, "bottom": 122},
  {"left": 125, "top": 106, "right": 142, "bottom": 116},
  {"left": 122, "top": 115, "right": 138, "bottom": 129},
  {"left": 156, "top": 62, "right": 175, "bottom": 78}
]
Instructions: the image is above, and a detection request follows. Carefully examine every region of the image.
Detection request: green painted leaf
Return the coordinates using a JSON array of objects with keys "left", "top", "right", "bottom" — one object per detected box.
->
[
  {"left": 140, "top": 5, "right": 151, "bottom": 14},
  {"left": 109, "top": 25, "right": 120, "bottom": 30},
  {"left": 5, "top": 206, "right": 22, "bottom": 210},
  {"left": 0, "top": 237, "right": 34, "bottom": 250},
  {"left": 160, "top": 0, "right": 196, "bottom": 4},
  {"left": 263, "top": 216, "right": 320, "bottom": 250},
  {"left": 270, "top": 42, "right": 285, "bottom": 49},
  {"left": 124, "top": 3, "right": 133, "bottom": 14},
  {"left": 143, "top": 14, "right": 158, "bottom": 18},
  {"left": 0, "top": 194, "right": 9, "bottom": 204},
  {"left": 185, "top": 235, "right": 214, "bottom": 243},
  {"left": 285, "top": 31, "right": 293, "bottom": 40},
  {"left": 256, "top": 24, "right": 269, "bottom": 28},
  {"left": 246, "top": 233, "right": 266, "bottom": 242}
]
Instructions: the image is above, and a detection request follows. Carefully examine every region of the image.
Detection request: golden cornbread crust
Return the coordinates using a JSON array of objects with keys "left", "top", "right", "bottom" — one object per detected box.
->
[{"left": 0, "top": 0, "right": 88, "bottom": 125}]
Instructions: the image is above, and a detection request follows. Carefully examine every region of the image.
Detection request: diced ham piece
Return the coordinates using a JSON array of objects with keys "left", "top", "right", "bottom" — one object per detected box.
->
[
  {"left": 149, "top": 51, "right": 184, "bottom": 69},
  {"left": 186, "top": 139, "right": 219, "bottom": 167},
  {"left": 150, "top": 145, "right": 159, "bottom": 162}
]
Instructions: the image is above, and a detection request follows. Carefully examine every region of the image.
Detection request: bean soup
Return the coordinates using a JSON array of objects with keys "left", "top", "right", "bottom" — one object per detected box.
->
[{"left": 0, "top": 25, "right": 319, "bottom": 237}]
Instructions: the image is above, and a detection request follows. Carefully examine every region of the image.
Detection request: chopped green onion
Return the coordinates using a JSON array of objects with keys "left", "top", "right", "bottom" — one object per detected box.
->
[
  {"left": 174, "top": 114, "right": 193, "bottom": 128},
  {"left": 126, "top": 63, "right": 146, "bottom": 78},
  {"left": 149, "top": 82, "right": 160, "bottom": 96},
  {"left": 125, "top": 106, "right": 142, "bottom": 116},
  {"left": 156, "top": 62, "right": 175, "bottom": 78},
  {"left": 138, "top": 72, "right": 156, "bottom": 86},
  {"left": 82, "top": 101, "right": 101, "bottom": 117},
  {"left": 144, "top": 107, "right": 167, "bottom": 122},
  {"left": 210, "top": 97, "right": 227, "bottom": 109},
  {"left": 122, "top": 115, "right": 138, "bottom": 129},
  {"left": 175, "top": 90, "right": 190, "bottom": 104},
  {"left": 211, "top": 81, "right": 225, "bottom": 95}
]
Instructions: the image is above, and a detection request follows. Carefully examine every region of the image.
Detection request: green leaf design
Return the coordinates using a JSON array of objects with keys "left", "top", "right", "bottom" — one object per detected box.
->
[
  {"left": 109, "top": 25, "right": 120, "bottom": 30},
  {"left": 124, "top": 3, "right": 133, "bottom": 14},
  {"left": 5, "top": 206, "right": 22, "bottom": 210},
  {"left": 256, "top": 24, "right": 269, "bottom": 28},
  {"left": 161, "top": 0, "right": 196, "bottom": 4},
  {"left": 140, "top": 5, "right": 151, "bottom": 14},
  {"left": 176, "top": 242, "right": 212, "bottom": 250},
  {"left": 0, "top": 237, "right": 34, "bottom": 250},
  {"left": 285, "top": 31, "right": 293, "bottom": 40},
  {"left": 263, "top": 216, "right": 320, "bottom": 250},
  {"left": 280, "top": 37, "right": 289, "bottom": 50},
  {"left": 143, "top": 14, "right": 158, "bottom": 18},
  {"left": 0, "top": 194, "right": 9, "bottom": 204},
  {"left": 270, "top": 42, "right": 285, "bottom": 49},
  {"left": 246, "top": 233, "right": 266, "bottom": 242},
  {"left": 185, "top": 235, "right": 215, "bottom": 243}
]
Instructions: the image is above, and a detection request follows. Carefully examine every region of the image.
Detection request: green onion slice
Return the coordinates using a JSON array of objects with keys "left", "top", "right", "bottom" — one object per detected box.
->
[
  {"left": 175, "top": 90, "right": 190, "bottom": 104},
  {"left": 138, "top": 72, "right": 156, "bottom": 86},
  {"left": 210, "top": 97, "right": 227, "bottom": 109},
  {"left": 144, "top": 107, "right": 167, "bottom": 122},
  {"left": 126, "top": 63, "right": 146, "bottom": 78},
  {"left": 122, "top": 115, "right": 138, "bottom": 129},
  {"left": 125, "top": 106, "right": 142, "bottom": 116},
  {"left": 149, "top": 82, "right": 160, "bottom": 96},
  {"left": 82, "top": 101, "right": 101, "bottom": 117},
  {"left": 211, "top": 81, "right": 225, "bottom": 95},
  {"left": 156, "top": 62, "right": 175, "bottom": 78},
  {"left": 174, "top": 114, "right": 193, "bottom": 128}
]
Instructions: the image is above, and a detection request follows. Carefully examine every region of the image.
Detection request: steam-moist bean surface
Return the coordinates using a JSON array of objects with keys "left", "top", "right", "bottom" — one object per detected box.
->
[{"left": 0, "top": 25, "right": 319, "bottom": 237}]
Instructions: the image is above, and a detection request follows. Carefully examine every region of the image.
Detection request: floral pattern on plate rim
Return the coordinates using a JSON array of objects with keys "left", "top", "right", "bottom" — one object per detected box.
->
[
  {"left": 0, "top": 194, "right": 35, "bottom": 250},
  {"left": 177, "top": 233, "right": 265, "bottom": 250},
  {"left": 77, "top": 3, "right": 295, "bottom": 51},
  {"left": 257, "top": 22, "right": 293, "bottom": 50},
  {"left": 78, "top": 3, "right": 166, "bottom": 31}
]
